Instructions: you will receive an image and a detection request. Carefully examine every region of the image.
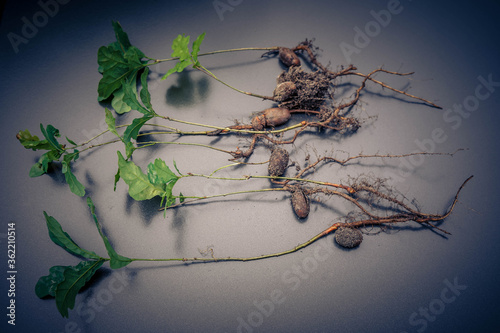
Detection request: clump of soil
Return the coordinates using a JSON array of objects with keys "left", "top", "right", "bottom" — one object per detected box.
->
[
  {"left": 335, "top": 227, "right": 363, "bottom": 248},
  {"left": 276, "top": 66, "right": 331, "bottom": 110}
]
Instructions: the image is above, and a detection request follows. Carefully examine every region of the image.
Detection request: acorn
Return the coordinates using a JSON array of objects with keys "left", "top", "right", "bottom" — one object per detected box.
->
[
  {"left": 251, "top": 107, "right": 291, "bottom": 130},
  {"left": 290, "top": 186, "right": 310, "bottom": 219},
  {"left": 268, "top": 147, "right": 289, "bottom": 177},
  {"left": 273, "top": 81, "right": 297, "bottom": 102},
  {"left": 335, "top": 227, "right": 363, "bottom": 249},
  {"left": 278, "top": 47, "right": 300, "bottom": 67}
]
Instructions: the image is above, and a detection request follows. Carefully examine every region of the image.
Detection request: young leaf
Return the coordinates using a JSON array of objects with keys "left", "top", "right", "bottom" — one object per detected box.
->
[
  {"left": 56, "top": 259, "right": 105, "bottom": 317},
  {"left": 43, "top": 212, "right": 100, "bottom": 260},
  {"left": 123, "top": 114, "right": 154, "bottom": 142},
  {"left": 191, "top": 32, "right": 206, "bottom": 66},
  {"left": 87, "top": 197, "right": 132, "bottom": 269},
  {"left": 35, "top": 265, "right": 67, "bottom": 298},
  {"left": 104, "top": 107, "right": 120, "bottom": 138},
  {"left": 147, "top": 158, "right": 178, "bottom": 186},
  {"left": 117, "top": 151, "right": 164, "bottom": 200},
  {"left": 171, "top": 34, "right": 191, "bottom": 60},
  {"left": 97, "top": 46, "right": 137, "bottom": 101},
  {"left": 161, "top": 34, "right": 193, "bottom": 80},
  {"left": 40, "top": 124, "right": 63, "bottom": 152}
]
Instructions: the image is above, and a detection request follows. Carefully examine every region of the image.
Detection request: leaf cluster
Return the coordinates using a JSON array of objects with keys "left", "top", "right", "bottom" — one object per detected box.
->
[
  {"left": 35, "top": 198, "right": 132, "bottom": 317},
  {"left": 17, "top": 125, "right": 84, "bottom": 196},
  {"left": 116, "top": 151, "right": 184, "bottom": 211}
]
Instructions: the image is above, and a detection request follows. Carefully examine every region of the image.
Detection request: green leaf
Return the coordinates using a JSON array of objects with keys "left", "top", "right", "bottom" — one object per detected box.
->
[
  {"left": 105, "top": 107, "right": 120, "bottom": 138},
  {"left": 97, "top": 46, "right": 136, "bottom": 101},
  {"left": 35, "top": 265, "right": 67, "bottom": 298},
  {"left": 147, "top": 158, "right": 178, "bottom": 186},
  {"left": 56, "top": 260, "right": 105, "bottom": 317},
  {"left": 191, "top": 32, "right": 206, "bottom": 66},
  {"left": 162, "top": 59, "right": 192, "bottom": 80},
  {"left": 117, "top": 151, "right": 164, "bottom": 200},
  {"left": 43, "top": 212, "right": 100, "bottom": 260},
  {"left": 139, "top": 68, "right": 152, "bottom": 110},
  {"left": 111, "top": 87, "right": 132, "bottom": 114},
  {"left": 40, "top": 124, "right": 63, "bottom": 152},
  {"left": 112, "top": 21, "right": 132, "bottom": 52},
  {"left": 17, "top": 129, "right": 52, "bottom": 151},
  {"left": 123, "top": 115, "right": 153, "bottom": 142},
  {"left": 29, "top": 150, "right": 62, "bottom": 177},
  {"left": 65, "top": 137, "right": 77, "bottom": 146},
  {"left": 113, "top": 167, "right": 120, "bottom": 191},
  {"left": 87, "top": 197, "right": 132, "bottom": 269},
  {"left": 61, "top": 151, "right": 85, "bottom": 196},
  {"left": 122, "top": 76, "right": 152, "bottom": 115},
  {"left": 171, "top": 34, "right": 191, "bottom": 60},
  {"left": 173, "top": 160, "right": 183, "bottom": 176},
  {"left": 179, "top": 192, "right": 185, "bottom": 203},
  {"left": 62, "top": 165, "right": 86, "bottom": 197}
]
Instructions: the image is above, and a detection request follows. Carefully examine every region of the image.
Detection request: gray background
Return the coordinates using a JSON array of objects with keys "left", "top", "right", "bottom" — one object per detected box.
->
[{"left": 1, "top": 0, "right": 499, "bottom": 332}]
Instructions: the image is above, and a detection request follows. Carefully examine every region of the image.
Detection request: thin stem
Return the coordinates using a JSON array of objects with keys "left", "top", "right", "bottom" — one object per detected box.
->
[
  {"left": 136, "top": 141, "right": 234, "bottom": 155},
  {"left": 162, "top": 187, "right": 287, "bottom": 210},
  {"left": 195, "top": 65, "right": 274, "bottom": 100},
  {"left": 151, "top": 47, "right": 279, "bottom": 63}
]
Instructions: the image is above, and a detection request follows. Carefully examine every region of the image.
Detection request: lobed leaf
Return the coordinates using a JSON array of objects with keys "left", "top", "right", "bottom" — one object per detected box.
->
[
  {"left": 87, "top": 197, "right": 132, "bottom": 269},
  {"left": 147, "top": 158, "right": 178, "bottom": 186},
  {"left": 43, "top": 212, "right": 100, "bottom": 260},
  {"left": 55, "top": 260, "right": 105, "bottom": 317},
  {"left": 17, "top": 129, "right": 52, "bottom": 151},
  {"left": 117, "top": 151, "right": 164, "bottom": 200},
  {"left": 35, "top": 265, "right": 67, "bottom": 299}
]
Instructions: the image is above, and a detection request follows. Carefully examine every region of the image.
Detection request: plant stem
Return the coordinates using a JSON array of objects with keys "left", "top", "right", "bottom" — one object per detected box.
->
[
  {"left": 136, "top": 141, "right": 233, "bottom": 155},
  {"left": 151, "top": 47, "right": 279, "bottom": 64}
]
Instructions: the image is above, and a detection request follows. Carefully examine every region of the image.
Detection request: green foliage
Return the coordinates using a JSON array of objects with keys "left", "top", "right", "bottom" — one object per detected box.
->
[
  {"left": 162, "top": 32, "right": 206, "bottom": 80},
  {"left": 35, "top": 265, "right": 67, "bottom": 298},
  {"left": 97, "top": 21, "right": 148, "bottom": 114},
  {"left": 38, "top": 198, "right": 133, "bottom": 317},
  {"left": 117, "top": 151, "right": 165, "bottom": 200},
  {"left": 116, "top": 152, "right": 181, "bottom": 210},
  {"left": 18, "top": 124, "right": 86, "bottom": 196},
  {"left": 55, "top": 260, "right": 105, "bottom": 317},
  {"left": 87, "top": 197, "right": 132, "bottom": 269},
  {"left": 43, "top": 211, "right": 100, "bottom": 259},
  {"left": 16, "top": 129, "right": 52, "bottom": 151}
]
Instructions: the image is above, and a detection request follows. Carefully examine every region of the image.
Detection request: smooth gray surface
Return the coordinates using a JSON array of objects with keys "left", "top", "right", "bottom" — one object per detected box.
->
[{"left": 1, "top": 0, "right": 499, "bottom": 332}]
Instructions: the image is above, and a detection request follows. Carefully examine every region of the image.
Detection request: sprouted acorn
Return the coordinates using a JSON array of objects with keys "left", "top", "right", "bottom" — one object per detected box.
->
[
  {"left": 268, "top": 147, "right": 289, "bottom": 177},
  {"left": 278, "top": 47, "right": 301, "bottom": 67},
  {"left": 251, "top": 107, "right": 291, "bottom": 130},
  {"left": 289, "top": 185, "right": 310, "bottom": 218},
  {"left": 335, "top": 227, "right": 363, "bottom": 248}
]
